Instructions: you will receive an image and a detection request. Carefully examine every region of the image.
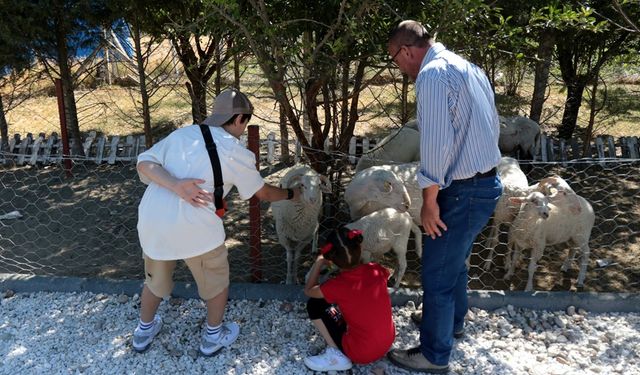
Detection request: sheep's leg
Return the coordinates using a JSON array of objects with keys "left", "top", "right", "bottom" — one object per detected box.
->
[
  {"left": 393, "top": 248, "right": 408, "bottom": 290},
  {"left": 285, "top": 246, "right": 294, "bottom": 285},
  {"left": 561, "top": 245, "right": 578, "bottom": 273},
  {"left": 504, "top": 241, "right": 514, "bottom": 275},
  {"left": 311, "top": 224, "right": 319, "bottom": 255},
  {"left": 576, "top": 243, "right": 590, "bottom": 288},
  {"left": 483, "top": 222, "right": 500, "bottom": 271},
  {"left": 504, "top": 241, "right": 520, "bottom": 281},
  {"left": 291, "top": 244, "right": 304, "bottom": 285},
  {"left": 525, "top": 245, "right": 543, "bottom": 292}
]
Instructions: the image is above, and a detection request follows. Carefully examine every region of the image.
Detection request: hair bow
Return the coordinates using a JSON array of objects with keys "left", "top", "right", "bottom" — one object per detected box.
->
[
  {"left": 320, "top": 243, "right": 333, "bottom": 255},
  {"left": 347, "top": 229, "right": 362, "bottom": 240}
]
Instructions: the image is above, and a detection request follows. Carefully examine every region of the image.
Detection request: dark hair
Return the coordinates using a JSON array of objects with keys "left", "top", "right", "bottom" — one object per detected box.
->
[
  {"left": 222, "top": 113, "right": 252, "bottom": 127},
  {"left": 321, "top": 226, "right": 363, "bottom": 269},
  {"left": 388, "top": 20, "right": 432, "bottom": 49}
]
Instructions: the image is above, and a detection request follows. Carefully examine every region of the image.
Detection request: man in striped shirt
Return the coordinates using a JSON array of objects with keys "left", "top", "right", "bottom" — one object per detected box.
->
[{"left": 386, "top": 20, "right": 503, "bottom": 373}]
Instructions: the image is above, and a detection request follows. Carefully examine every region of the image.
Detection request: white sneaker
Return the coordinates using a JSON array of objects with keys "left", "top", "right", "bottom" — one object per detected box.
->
[
  {"left": 304, "top": 347, "right": 353, "bottom": 372},
  {"left": 132, "top": 315, "right": 163, "bottom": 353},
  {"left": 199, "top": 322, "right": 240, "bottom": 356}
]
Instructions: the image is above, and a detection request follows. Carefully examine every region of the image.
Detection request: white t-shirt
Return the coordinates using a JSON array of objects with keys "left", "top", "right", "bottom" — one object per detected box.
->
[{"left": 136, "top": 125, "right": 264, "bottom": 260}]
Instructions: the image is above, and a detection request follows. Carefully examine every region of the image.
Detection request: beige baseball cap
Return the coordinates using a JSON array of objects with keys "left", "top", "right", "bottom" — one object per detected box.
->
[{"left": 202, "top": 89, "right": 254, "bottom": 127}]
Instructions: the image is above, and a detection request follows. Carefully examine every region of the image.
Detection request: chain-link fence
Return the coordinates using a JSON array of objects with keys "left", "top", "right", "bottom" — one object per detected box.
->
[{"left": 2, "top": 137, "right": 639, "bottom": 292}]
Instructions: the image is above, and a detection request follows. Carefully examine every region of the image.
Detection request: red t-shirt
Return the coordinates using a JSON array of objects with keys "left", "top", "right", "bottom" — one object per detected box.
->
[{"left": 320, "top": 262, "right": 396, "bottom": 364}]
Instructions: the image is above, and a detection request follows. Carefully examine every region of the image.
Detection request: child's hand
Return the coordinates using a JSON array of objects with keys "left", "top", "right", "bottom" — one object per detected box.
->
[
  {"left": 173, "top": 178, "right": 212, "bottom": 207},
  {"left": 315, "top": 255, "right": 331, "bottom": 267}
]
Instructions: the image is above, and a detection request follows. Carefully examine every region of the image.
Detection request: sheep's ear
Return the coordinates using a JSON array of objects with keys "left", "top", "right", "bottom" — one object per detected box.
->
[
  {"left": 508, "top": 196, "right": 524, "bottom": 205},
  {"left": 288, "top": 175, "right": 302, "bottom": 188},
  {"left": 382, "top": 181, "right": 393, "bottom": 193},
  {"left": 319, "top": 175, "right": 332, "bottom": 193}
]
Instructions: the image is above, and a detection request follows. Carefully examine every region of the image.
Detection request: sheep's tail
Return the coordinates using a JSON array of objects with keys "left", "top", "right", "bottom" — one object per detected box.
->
[{"left": 411, "top": 222, "right": 423, "bottom": 258}]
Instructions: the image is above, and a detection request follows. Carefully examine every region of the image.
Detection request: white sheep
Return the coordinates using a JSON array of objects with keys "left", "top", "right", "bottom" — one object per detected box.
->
[
  {"left": 344, "top": 166, "right": 412, "bottom": 220},
  {"left": 272, "top": 165, "right": 331, "bottom": 284},
  {"left": 346, "top": 162, "right": 422, "bottom": 226},
  {"left": 498, "top": 115, "right": 541, "bottom": 160},
  {"left": 483, "top": 157, "right": 529, "bottom": 270},
  {"left": 345, "top": 208, "right": 422, "bottom": 289},
  {"left": 504, "top": 191, "right": 595, "bottom": 291},
  {"left": 355, "top": 124, "right": 420, "bottom": 172},
  {"left": 483, "top": 159, "right": 581, "bottom": 271}
]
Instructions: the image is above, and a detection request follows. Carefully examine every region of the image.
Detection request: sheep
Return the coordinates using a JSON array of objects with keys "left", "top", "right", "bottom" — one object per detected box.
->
[
  {"left": 482, "top": 158, "right": 580, "bottom": 271},
  {"left": 272, "top": 165, "right": 332, "bottom": 284},
  {"left": 346, "top": 162, "right": 424, "bottom": 226},
  {"left": 344, "top": 166, "right": 412, "bottom": 220},
  {"left": 498, "top": 115, "right": 541, "bottom": 160},
  {"left": 355, "top": 124, "right": 420, "bottom": 172},
  {"left": 345, "top": 208, "right": 422, "bottom": 289},
  {"left": 504, "top": 191, "right": 595, "bottom": 291},
  {"left": 483, "top": 157, "right": 530, "bottom": 270}
]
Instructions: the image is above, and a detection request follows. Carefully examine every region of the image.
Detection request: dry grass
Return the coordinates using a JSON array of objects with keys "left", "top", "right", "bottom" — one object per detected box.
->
[{"left": 3, "top": 66, "right": 639, "bottom": 141}]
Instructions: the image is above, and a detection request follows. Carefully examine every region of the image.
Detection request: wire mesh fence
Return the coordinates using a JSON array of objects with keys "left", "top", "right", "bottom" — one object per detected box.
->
[{"left": 1, "top": 137, "right": 639, "bottom": 292}]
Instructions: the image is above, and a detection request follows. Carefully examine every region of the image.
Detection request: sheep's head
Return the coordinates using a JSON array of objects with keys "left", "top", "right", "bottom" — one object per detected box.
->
[
  {"left": 346, "top": 168, "right": 411, "bottom": 219},
  {"left": 510, "top": 191, "right": 550, "bottom": 219},
  {"left": 288, "top": 171, "right": 331, "bottom": 206},
  {"left": 537, "top": 175, "right": 581, "bottom": 214}
]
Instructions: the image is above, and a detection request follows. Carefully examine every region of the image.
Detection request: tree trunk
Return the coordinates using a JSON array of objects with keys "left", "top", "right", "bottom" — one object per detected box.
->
[
  {"left": 583, "top": 71, "right": 601, "bottom": 157},
  {"left": 214, "top": 42, "right": 222, "bottom": 95},
  {"left": 56, "top": 21, "right": 83, "bottom": 156},
  {"left": 0, "top": 95, "right": 8, "bottom": 153},
  {"left": 186, "top": 79, "right": 208, "bottom": 124},
  {"left": 233, "top": 46, "right": 240, "bottom": 90},
  {"left": 558, "top": 81, "right": 585, "bottom": 140},
  {"left": 279, "top": 103, "right": 290, "bottom": 164},
  {"left": 132, "top": 20, "right": 152, "bottom": 148},
  {"left": 530, "top": 30, "right": 555, "bottom": 123},
  {"left": 401, "top": 74, "right": 409, "bottom": 125}
]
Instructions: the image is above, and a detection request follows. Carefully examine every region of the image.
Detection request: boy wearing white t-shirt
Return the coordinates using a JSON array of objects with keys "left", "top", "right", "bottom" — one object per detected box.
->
[{"left": 132, "top": 89, "right": 300, "bottom": 355}]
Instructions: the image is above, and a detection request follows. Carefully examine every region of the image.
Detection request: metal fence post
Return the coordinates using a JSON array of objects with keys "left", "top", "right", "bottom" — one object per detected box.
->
[{"left": 248, "top": 125, "right": 262, "bottom": 282}]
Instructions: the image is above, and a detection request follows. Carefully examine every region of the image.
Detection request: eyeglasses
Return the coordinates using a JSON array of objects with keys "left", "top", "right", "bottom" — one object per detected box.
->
[{"left": 387, "top": 44, "right": 414, "bottom": 65}]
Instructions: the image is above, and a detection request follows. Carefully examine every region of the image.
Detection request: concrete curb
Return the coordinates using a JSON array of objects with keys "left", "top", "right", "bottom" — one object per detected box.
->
[{"left": 1, "top": 273, "right": 639, "bottom": 313}]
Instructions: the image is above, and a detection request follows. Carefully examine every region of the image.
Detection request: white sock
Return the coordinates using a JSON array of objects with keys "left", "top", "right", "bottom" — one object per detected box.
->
[
  {"left": 137, "top": 318, "right": 155, "bottom": 332},
  {"left": 206, "top": 323, "right": 222, "bottom": 338}
]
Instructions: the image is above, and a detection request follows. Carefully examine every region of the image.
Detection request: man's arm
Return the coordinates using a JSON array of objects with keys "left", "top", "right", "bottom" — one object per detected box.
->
[{"left": 421, "top": 185, "right": 447, "bottom": 239}]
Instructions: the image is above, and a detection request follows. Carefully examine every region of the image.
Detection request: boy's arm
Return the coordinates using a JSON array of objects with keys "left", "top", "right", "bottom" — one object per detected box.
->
[
  {"left": 304, "top": 255, "right": 329, "bottom": 299},
  {"left": 253, "top": 183, "right": 301, "bottom": 202},
  {"left": 137, "top": 161, "right": 212, "bottom": 207}
]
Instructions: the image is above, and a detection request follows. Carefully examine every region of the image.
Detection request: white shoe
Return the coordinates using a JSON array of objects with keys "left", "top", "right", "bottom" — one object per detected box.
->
[
  {"left": 132, "top": 315, "right": 163, "bottom": 353},
  {"left": 199, "top": 322, "right": 240, "bottom": 356},
  {"left": 304, "top": 347, "right": 353, "bottom": 372}
]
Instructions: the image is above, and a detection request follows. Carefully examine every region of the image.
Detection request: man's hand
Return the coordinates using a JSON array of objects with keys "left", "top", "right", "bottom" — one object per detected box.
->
[
  {"left": 172, "top": 178, "right": 212, "bottom": 207},
  {"left": 421, "top": 198, "right": 447, "bottom": 240}
]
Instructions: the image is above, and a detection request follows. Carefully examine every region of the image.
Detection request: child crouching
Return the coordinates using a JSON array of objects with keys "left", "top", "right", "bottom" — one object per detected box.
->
[{"left": 303, "top": 226, "right": 395, "bottom": 372}]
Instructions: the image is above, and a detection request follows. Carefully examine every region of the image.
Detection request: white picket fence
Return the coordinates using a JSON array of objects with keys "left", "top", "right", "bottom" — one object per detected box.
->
[
  {"left": 0, "top": 131, "right": 147, "bottom": 165},
  {"left": 1, "top": 131, "right": 638, "bottom": 166},
  {"left": 538, "top": 133, "right": 640, "bottom": 162},
  {"left": 0, "top": 131, "right": 382, "bottom": 166}
]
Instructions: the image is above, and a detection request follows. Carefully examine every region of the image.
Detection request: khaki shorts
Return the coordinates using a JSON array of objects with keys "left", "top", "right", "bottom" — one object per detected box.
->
[{"left": 144, "top": 244, "right": 229, "bottom": 301}]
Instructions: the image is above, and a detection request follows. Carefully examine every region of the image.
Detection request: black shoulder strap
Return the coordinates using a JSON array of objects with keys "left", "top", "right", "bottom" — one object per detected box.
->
[{"left": 199, "top": 124, "right": 225, "bottom": 215}]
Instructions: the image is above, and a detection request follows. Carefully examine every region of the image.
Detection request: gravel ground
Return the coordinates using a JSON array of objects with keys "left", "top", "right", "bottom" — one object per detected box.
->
[{"left": 1, "top": 291, "right": 639, "bottom": 375}]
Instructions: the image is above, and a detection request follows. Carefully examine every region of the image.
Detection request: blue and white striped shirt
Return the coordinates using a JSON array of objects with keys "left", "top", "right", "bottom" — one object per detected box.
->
[{"left": 415, "top": 43, "right": 501, "bottom": 189}]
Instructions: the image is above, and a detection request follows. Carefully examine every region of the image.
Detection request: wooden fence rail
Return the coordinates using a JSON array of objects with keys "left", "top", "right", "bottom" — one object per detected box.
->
[{"left": 1, "top": 131, "right": 639, "bottom": 166}]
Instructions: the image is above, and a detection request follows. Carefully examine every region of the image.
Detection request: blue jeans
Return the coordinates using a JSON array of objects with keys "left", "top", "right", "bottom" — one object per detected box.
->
[{"left": 420, "top": 174, "right": 502, "bottom": 365}]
